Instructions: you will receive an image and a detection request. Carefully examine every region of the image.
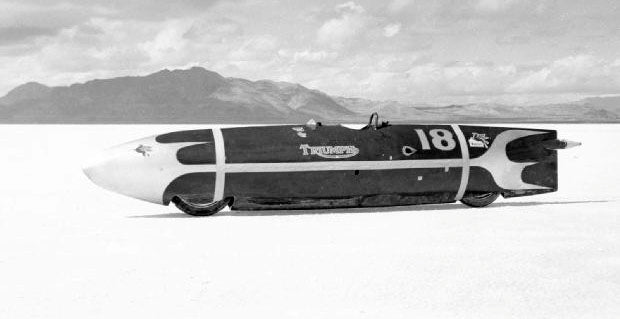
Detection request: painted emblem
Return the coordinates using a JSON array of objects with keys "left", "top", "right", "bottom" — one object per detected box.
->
[
  {"left": 292, "top": 127, "right": 307, "bottom": 138},
  {"left": 401, "top": 145, "right": 417, "bottom": 156},
  {"left": 299, "top": 144, "right": 359, "bottom": 159},
  {"left": 134, "top": 144, "right": 152, "bottom": 157},
  {"left": 468, "top": 133, "right": 490, "bottom": 148}
]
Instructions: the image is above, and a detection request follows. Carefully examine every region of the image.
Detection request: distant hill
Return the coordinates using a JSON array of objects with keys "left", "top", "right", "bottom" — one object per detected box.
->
[
  {"left": 1, "top": 67, "right": 618, "bottom": 123},
  {"left": 335, "top": 97, "right": 620, "bottom": 123},
  {"left": 0, "top": 67, "right": 353, "bottom": 124}
]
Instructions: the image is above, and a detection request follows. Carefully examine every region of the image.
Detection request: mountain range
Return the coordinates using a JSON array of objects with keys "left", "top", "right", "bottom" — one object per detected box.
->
[{"left": 1, "top": 67, "right": 618, "bottom": 123}]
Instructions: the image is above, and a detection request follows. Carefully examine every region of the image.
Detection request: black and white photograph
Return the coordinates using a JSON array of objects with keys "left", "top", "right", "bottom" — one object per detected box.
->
[{"left": 0, "top": 0, "right": 619, "bottom": 318}]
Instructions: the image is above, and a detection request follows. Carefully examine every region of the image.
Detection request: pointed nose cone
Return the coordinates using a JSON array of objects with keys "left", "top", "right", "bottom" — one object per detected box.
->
[{"left": 83, "top": 136, "right": 166, "bottom": 204}]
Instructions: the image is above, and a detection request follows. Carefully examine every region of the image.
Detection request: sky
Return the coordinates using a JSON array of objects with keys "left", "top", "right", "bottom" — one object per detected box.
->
[{"left": 1, "top": 0, "right": 619, "bottom": 105}]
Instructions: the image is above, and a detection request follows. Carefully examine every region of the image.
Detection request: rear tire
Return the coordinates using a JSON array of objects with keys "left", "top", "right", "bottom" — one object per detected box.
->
[
  {"left": 460, "top": 192, "right": 500, "bottom": 208},
  {"left": 172, "top": 196, "right": 232, "bottom": 216}
]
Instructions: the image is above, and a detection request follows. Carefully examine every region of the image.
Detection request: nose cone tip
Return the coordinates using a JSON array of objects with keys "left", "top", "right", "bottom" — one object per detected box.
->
[
  {"left": 81, "top": 158, "right": 107, "bottom": 190},
  {"left": 81, "top": 152, "right": 104, "bottom": 182},
  {"left": 82, "top": 164, "right": 95, "bottom": 181},
  {"left": 82, "top": 165, "right": 90, "bottom": 178},
  {"left": 81, "top": 136, "right": 164, "bottom": 204}
]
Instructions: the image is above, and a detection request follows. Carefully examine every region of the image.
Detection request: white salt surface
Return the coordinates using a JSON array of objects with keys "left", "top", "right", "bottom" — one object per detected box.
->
[{"left": 0, "top": 124, "right": 618, "bottom": 318}]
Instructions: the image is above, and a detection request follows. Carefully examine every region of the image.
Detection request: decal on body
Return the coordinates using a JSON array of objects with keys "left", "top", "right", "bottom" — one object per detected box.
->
[
  {"left": 468, "top": 133, "right": 490, "bottom": 148},
  {"left": 292, "top": 127, "right": 307, "bottom": 138},
  {"left": 134, "top": 144, "right": 152, "bottom": 157},
  {"left": 401, "top": 146, "right": 417, "bottom": 156},
  {"left": 299, "top": 144, "right": 359, "bottom": 159}
]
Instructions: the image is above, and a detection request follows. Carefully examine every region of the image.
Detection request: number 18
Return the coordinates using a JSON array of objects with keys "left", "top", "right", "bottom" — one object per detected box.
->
[{"left": 414, "top": 128, "right": 456, "bottom": 151}]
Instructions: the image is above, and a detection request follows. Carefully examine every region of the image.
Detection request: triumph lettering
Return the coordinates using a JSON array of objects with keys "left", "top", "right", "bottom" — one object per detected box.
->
[{"left": 299, "top": 144, "right": 360, "bottom": 159}]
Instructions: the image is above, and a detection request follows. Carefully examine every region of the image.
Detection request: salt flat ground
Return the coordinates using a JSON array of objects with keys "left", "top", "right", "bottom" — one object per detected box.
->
[{"left": 0, "top": 124, "right": 618, "bottom": 319}]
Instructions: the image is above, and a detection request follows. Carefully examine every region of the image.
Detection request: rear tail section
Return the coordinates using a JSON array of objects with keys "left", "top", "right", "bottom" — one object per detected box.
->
[
  {"left": 459, "top": 126, "right": 575, "bottom": 198},
  {"left": 502, "top": 128, "right": 558, "bottom": 197}
]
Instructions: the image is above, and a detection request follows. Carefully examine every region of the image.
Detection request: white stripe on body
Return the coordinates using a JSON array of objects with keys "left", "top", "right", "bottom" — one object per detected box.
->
[
  {"left": 222, "top": 159, "right": 463, "bottom": 173},
  {"left": 212, "top": 128, "right": 226, "bottom": 201},
  {"left": 451, "top": 124, "right": 470, "bottom": 201}
]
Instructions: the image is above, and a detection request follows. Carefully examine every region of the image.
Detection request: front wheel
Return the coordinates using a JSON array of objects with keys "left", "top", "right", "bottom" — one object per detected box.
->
[
  {"left": 460, "top": 192, "right": 500, "bottom": 208},
  {"left": 171, "top": 196, "right": 232, "bottom": 216}
]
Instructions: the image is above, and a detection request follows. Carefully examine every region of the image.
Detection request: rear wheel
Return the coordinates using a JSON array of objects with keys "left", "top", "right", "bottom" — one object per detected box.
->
[
  {"left": 172, "top": 196, "right": 232, "bottom": 216},
  {"left": 460, "top": 192, "right": 500, "bottom": 208}
]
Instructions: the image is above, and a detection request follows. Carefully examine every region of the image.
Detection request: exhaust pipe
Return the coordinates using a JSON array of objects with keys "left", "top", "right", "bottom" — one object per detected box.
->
[{"left": 543, "top": 139, "right": 582, "bottom": 150}]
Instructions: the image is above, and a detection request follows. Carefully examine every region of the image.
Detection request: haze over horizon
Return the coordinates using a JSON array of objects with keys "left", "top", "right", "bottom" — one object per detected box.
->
[{"left": 1, "top": 0, "right": 619, "bottom": 106}]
